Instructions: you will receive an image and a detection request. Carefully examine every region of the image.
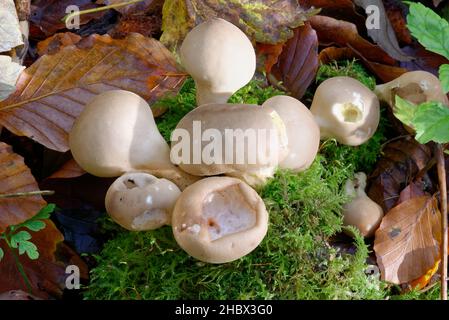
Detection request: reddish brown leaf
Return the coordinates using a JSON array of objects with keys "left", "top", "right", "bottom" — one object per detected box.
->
[
  {"left": 0, "top": 142, "right": 46, "bottom": 232},
  {"left": 0, "top": 33, "right": 187, "bottom": 152},
  {"left": 37, "top": 33, "right": 82, "bottom": 56},
  {"left": 256, "top": 43, "right": 284, "bottom": 74},
  {"left": 309, "top": 15, "right": 396, "bottom": 65},
  {"left": 109, "top": 15, "right": 162, "bottom": 39},
  {"left": 374, "top": 195, "right": 441, "bottom": 284},
  {"left": 367, "top": 137, "right": 432, "bottom": 212},
  {"left": 30, "top": 0, "right": 106, "bottom": 36},
  {"left": 383, "top": 0, "right": 412, "bottom": 45},
  {"left": 397, "top": 181, "right": 427, "bottom": 204},
  {"left": 0, "top": 290, "right": 41, "bottom": 300},
  {"left": 0, "top": 220, "right": 88, "bottom": 299},
  {"left": 269, "top": 22, "right": 319, "bottom": 99},
  {"left": 49, "top": 158, "right": 85, "bottom": 179},
  {"left": 318, "top": 47, "right": 355, "bottom": 64}
]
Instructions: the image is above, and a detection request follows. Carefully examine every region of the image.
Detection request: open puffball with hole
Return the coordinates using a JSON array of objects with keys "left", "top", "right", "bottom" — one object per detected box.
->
[
  {"left": 261, "top": 95, "right": 320, "bottom": 171},
  {"left": 172, "top": 177, "right": 268, "bottom": 264},
  {"left": 105, "top": 172, "right": 181, "bottom": 231},
  {"left": 342, "top": 172, "right": 384, "bottom": 238},
  {"left": 180, "top": 18, "right": 256, "bottom": 106},
  {"left": 310, "top": 76, "right": 380, "bottom": 146},
  {"left": 171, "top": 102, "right": 289, "bottom": 187},
  {"left": 69, "top": 90, "right": 198, "bottom": 190},
  {"left": 374, "top": 70, "right": 448, "bottom": 107}
]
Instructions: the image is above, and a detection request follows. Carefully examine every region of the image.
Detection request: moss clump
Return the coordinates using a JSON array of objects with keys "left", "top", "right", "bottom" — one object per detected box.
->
[
  {"left": 316, "top": 59, "right": 376, "bottom": 90},
  {"left": 84, "top": 76, "right": 392, "bottom": 300}
]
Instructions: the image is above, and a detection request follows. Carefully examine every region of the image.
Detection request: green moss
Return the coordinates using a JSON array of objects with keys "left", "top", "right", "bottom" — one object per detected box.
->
[{"left": 316, "top": 59, "right": 376, "bottom": 90}]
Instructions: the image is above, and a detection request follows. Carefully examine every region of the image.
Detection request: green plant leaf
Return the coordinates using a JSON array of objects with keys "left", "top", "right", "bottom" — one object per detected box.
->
[
  {"left": 10, "top": 230, "right": 39, "bottom": 260},
  {"left": 412, "top": 102, "right": 449, "bottom": 144},
  {"left": 393, "top": 95, "right": 417, "bottom": 127},
  {"left": 439, "top": 64, "right": 449, "bottom": 94},
  {"left": 406, "top": 2, "right": 449, "bottom": 60},
  {"left": 0, "top": 248, "right": 3, "bottom": 261},
  {"left": 33, "top": 203, "right": 55, "bottom": 220},
  {"left": 10, "top": 230, "right": 31, "bottom": 249},
  {"left": 21, "top": 220, "right": 46, "bottom": 232}
]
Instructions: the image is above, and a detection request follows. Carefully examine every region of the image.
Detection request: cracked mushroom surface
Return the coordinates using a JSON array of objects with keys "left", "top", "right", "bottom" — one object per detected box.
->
[
  {"left": 105, "top": 172, "right": 181, "bottom": 231},
  {"left": 180, "top": 18, "right": 256, "bottom": 106},
  {"left": 172, "top": 177, "right": 268, "bottom": 264},
  {"left": 310, "top": 76, "right": 380, "bottom": 146}
]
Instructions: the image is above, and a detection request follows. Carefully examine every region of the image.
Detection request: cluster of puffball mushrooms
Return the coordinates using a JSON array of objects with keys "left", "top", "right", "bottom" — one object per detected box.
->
[{"left": 68, "top": 18, "right": 449, "bottom": 264}]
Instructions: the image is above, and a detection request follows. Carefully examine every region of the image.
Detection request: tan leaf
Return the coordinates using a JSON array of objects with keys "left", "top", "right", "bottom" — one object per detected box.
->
[
  {"left": 374, "top": 195, "right": 441, "bottom": 284},
  {"left": 0, "top": 0, "right": 24, "bottom": 52},
  {"left": 49, "top": 158, "right": 85, "bottom": 179},
  {"left": 0, "top": 56, "right": 25, "bottom": 102},
  {"left": 0, "top": 142, "right": 46, "bottom": 232},
  {"left": 0, "top": 33, "right": 187, "bottom": 152}
]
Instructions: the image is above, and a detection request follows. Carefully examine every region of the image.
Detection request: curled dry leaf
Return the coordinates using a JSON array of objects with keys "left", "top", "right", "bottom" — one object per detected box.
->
[
  {"left": 0, "top": 142, "right": 46, "bottom": 232},
  {"left": 353, "top": 0, "right": 411, "bottom": 61},
  {"left": 0, "top": 219, "right": 88, "bottom": 299},
  {"left": 0, "top": 33, "right": 186, "bottom": 152},
  {"left": 374, "top": 195, "right": 441, "bottom": 284},
  {"left": 0, "top": 0, "right": 24, "bottom": 53},
  {"left": 30, "top": 0, "right": 106, "bottom": 36},
  {"left": 160, "top": 0, "right": 318, "bottom": 51},
  {"left": 309, "top": 15, "right": 396, "bottom": 66},
  {"left": 367, "top": 137, "right": 432, "bottom": 213},
  {"left": 49, "top": 158, "right": 86, "bottom": 179},
  {"left": 36, "top": 32, "right": 82, "bottom": 56},
  {"left": 268, "top": 22, "right": 319, "bottom": 99}
]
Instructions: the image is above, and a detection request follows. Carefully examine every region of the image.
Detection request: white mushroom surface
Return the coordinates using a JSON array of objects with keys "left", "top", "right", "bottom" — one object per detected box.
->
[
  {"left": 180, "top": 18, "right": 256, "bottom": 106},
  {"left": 105, "top": 172, "right": 181, "bottom": 231}
]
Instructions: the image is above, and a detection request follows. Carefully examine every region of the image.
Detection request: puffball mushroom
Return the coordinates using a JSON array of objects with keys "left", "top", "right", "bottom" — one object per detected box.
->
[
  {"left": 310, "top": 76, "right": 380, "bottom": 146},
  {"left": 343, "top": 172, "right": 384, "bottom": 238},
  {"left": 69, "top": 90, "right": 199, "bottom": 190},
  {"left": 374, "top": 70, "right": 449, "bottom": 107},
  {"left": 172, "top": 103, "right": 288, "bottom": 186},
  {"left": 180, "top": 18, "right": 256, "bottom": 106},
  {"left": 172, "top": 177, "right": 268, "bottom": 263},
  {"left": 105, "top": 172, "right": 181, "bottom": 231},
  {"left": 262, "top": 95, "right": 320, "bottom": 171}
]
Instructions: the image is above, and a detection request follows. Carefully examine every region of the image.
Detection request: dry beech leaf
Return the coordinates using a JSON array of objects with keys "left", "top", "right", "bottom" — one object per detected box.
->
[
  {"left": 367, "top": 137, "right": 432, "bottom": 212},
  {"left": 0, "top": 33, "right": 187, "bottom": 152},
  {"left": 37, "top": 32, "right": 82, "bottom": 56},
  {"left": 353, "top": 0, "right": 411, "bottom": 61},
  {"left": 374, "top": 195, "right": 441, "bottom": 284},
  {"left": 269, "top": 22, "right": 319, "bottom": 99},
  {"left": 309, "top": 15, "right": 396, "bottom": 66},
  {"left": 0, "top": 0, "right": 24, "bottom": 52},
  {"left": 49, "top": 158, "right": 86, "bottom": 179},
  {"left": 0, "top": 219, "right": 88, "bottom": 299},
  {"left": 30, "top": 0, "right": 106, "bottom": 35},
  {"left": 160, "top": 0, "right": 317, "bottom": 51},
  {"left": 0, "top": 142, "right": 46, "bottom": 232}
]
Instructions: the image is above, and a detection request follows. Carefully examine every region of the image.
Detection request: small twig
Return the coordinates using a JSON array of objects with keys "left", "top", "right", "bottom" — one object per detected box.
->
[
  {"left": 436, "top": 144, "right": 448, "bottom": 300},
  {"left": 61, "top": 0, "right": 144, "bottom": 23},
  {"left": 0, "top": 190, "right": 54, "bottom": 199}
]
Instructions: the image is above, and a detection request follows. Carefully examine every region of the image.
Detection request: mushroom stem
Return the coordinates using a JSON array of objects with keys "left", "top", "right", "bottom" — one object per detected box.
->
[{"left": 195, "top": 82, "right": 233, "bottom": 106}]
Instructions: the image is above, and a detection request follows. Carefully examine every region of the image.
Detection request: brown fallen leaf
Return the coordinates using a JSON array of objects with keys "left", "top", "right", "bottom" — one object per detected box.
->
[
  {"left": 269, "top": 22, "right": 319, "bottom": 99},
  {"left": 255, "top": 43, "right": 284, "bottom": 74},
  {"left": 49, "top": 158, "right": 86, "bottom": 179},
  {"left": 0, "top": 33, "right": 187, "bottom": 152},
  {"left": 37, "top": 32, "right": 82, "bottom": 56},
  {"left": 30, "top": 0, "right": 106, "bottom": 36},
  {"left": 0, "top": 290, "right": 41, "bottom": 300},
  {"left": 0, "top": 142, "right": 46, "bottom": 233},
  {"left": 353, "top": 0, "right": 411, "bottom": 61},
  {"left": 367, "top": 137, "right": 432, "bottom": 212},
  {"left": 109, "top": 15, "right": 162, "bottom": 39},
  {"left": 383, "top": 0, "right": 412, "bottom": 45},
  {"left": 309, "top": 15, "right": 396, "bottom": 66},
  {"left": 374, "top": 195, "right": 441, "bottom": 284},
  {"left": 160, "top": 0, "right": 318, "bottom": 51},
  {"left": 0, "top": 219, "right": 88, "bottom": 299}
]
